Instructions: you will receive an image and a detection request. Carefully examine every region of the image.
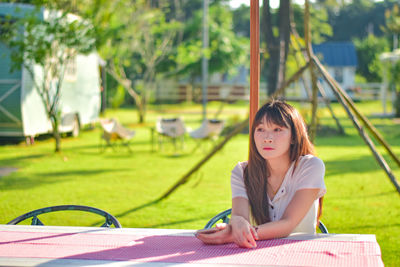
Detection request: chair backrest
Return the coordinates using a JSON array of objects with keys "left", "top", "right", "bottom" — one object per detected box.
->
[
  {"left": 190, "top": 119, "right": 224, "bottom": 139},
  {"left": 100, "top": 118, "right": 117, "bottom": 134},
  {"left": 113, "top": 121, "right": 135, "bottom": 139},
  {"left": 206, "top": 119, "right": 224, "bottom": 137},
  {"left": 204, "top": 208, "right": 328, "bottom": 234},
  {"left": 100, "top": 118, "right": 135, "bottom": 140},
  {"left": 7, "top": 205, "right": 122, "bottom": 228},
  {"left": 156, "top": 117, "right": 186, "bottom": 137}
]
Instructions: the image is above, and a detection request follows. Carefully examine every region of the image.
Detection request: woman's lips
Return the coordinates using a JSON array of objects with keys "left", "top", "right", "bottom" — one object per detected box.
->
[{"left": 263, "top": 147, "right": 274, "bottom": 150}]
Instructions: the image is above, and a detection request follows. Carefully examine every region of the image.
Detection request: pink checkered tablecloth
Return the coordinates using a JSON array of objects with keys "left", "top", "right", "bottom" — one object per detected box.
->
[{"left": 0, "top": 229, "right": 383, "bottom": 266}]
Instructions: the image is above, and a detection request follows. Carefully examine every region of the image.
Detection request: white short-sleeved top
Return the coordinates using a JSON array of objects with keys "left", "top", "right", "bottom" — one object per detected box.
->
[{"left": 231, "top": 154, "right": 326, "bottom": 234}]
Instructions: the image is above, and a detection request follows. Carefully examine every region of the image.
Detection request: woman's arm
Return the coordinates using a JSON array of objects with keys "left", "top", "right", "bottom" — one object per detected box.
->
[
  {"left": 196, "top": 197, "right": 257, "bottom": 248},
  {"left": 230, "top": 197, "right": 258, "bottom": 248},
  {"left": 256, "top": 188, "right": 319, "bottom": 239}
]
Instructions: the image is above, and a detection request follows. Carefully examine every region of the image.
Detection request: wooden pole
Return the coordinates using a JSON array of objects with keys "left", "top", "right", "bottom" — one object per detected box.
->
[
  {"left": 249, "top": 0, "right": 260, "bottom": 130},
  {"left": 313, "top": 56, "right": 400, "bottom": 168},
  {"left": 272, "top": 62, "right": 310, "bottom": 99},
  {"left": 304, "top": 0, "right": 318, "bottom": 142},
  {"left": 313, "top": 56, "right": 400, "bottom": 195},
  {"left": 290, "top": 26, "right": 345, "bottom": 135}
]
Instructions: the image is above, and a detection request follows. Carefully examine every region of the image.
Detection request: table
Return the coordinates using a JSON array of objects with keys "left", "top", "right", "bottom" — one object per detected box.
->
[{"left": 0, "top": 224, "right": 383, "bottom": 266}]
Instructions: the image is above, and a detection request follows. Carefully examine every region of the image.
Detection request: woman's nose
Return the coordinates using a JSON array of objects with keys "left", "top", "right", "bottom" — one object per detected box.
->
[{"left": 263, "top": 133, "right": 273, "bottom": 143}]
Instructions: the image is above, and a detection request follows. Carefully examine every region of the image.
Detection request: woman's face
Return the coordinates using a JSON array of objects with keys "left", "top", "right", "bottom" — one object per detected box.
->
[{"left": 253, "top": 116, "right": 292, "bottom": 162}]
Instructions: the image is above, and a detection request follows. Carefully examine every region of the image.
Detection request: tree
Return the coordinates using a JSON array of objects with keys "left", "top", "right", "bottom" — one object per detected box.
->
[
  {"left": 384, "top": 3, "right": 400, "bottom": 50},
  {"left": 261, "top": 0, "right": 291, "bottom": 96},
  {"left": 2, "top": 5, "right": 95, "bottom": 152},
  {"left": 353, "top": 34, "right": 389, "bottom": 82},
  {"left": 170, "top": 4, "right": 248, "bottom": 89},
  {"left": 232, "top": 4, "right": 250, "bottom": 38},
  {"left": 384, "top": 3, "right": 400, "bottom": 116},
  {"left": 291, "top": 3, "right": 332, "bottom": 44},
  {"left": 327, "top": 0, "right": 393, "bottom": 42},
  {"left": 78, "top": 0, "right": 181, "bottom": 123}
]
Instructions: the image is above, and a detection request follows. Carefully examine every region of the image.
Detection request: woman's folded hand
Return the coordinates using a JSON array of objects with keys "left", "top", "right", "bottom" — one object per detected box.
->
[
  {"left": 230, "top": 215, "right": 258, "bottom": 248},
  {"left": 195, "top": 223, "right": 233, "bottom": 245}
]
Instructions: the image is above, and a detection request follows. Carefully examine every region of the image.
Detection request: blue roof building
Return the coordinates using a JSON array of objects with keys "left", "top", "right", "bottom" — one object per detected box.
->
[
  {"left": 310, "top": 42, "right": 358, "bottom": 100},
  {"left": 313, "top": 42, "right": 358, "bottom": 67}
]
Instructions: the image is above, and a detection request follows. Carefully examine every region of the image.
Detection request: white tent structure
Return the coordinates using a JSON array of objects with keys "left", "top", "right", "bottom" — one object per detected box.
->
[{"left": 379, "top": 49, "right": 400, "bottom": 115}]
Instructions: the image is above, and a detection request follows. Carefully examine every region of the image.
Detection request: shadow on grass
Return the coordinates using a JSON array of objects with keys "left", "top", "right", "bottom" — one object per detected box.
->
[
  {"left": 37, "top": 168, "right": 130, "bottom": 177},
  {"left": 89, "top": 199, "right": 161, "bottom": 227},
  {"left": 0, "top": 175, "right": 67, "bottom": 191},
  {"left": 0, "top": 153, "right": 48, "bottom": 166},
  {"left": 0, "top": 168, "right": 129, "bottom": 191},
  {"left": 91, "top": 198, "right": 220, "bottom": 229},
  {"left": 115, "top": 199, "right": 162, "bottom": 219},
  {"left": 324, "top": 154, "right": 393, "bottom": 176}
]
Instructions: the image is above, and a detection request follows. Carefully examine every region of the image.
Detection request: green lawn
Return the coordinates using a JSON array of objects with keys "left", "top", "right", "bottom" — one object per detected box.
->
[{"left": 0, "top": 101, "right": 399, "bottom": 266}]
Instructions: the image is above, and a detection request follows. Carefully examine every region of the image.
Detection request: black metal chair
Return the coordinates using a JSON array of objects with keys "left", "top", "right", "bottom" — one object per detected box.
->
[
  {"left": 204, "top": 208, "right": 328, "bottom": 234},
  {"left": 7, "top": 205, "right": 122, "bottom": 228}
]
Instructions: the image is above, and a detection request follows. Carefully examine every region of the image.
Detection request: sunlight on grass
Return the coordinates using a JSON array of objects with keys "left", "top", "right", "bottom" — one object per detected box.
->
[{"left": 0, "top": 101, "right": 399, "bottom": 266}]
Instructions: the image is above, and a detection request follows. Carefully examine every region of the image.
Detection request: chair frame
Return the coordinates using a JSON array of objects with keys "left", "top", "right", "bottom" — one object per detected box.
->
[
  {"left": 155, "top": 117, "right": 186, "bottom": 152},
  {"left": 204, "top": 208, "right": 328, "bottom": 234},
  {"left": 7, "top": 205, "right": 122, "bottom": 228},
  {"left": 99, "top": 118, "right": 135, "bottom": 153}
]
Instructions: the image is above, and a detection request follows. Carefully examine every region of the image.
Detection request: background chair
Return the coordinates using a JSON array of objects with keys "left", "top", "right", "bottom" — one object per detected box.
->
[
  {"left": 204, "top": 208, "right": 328, "bottom": 234},
  {"left": 155, "top": 117, "right": 186, "bottom": 151},
  {"left": 100, "top": 118, "right": 135, "bottom": 152},
  {"left": 189, "top": 119, "right": 225, "bottom": 151},
  {"left": 7, "top": 204, "right": 122, "bottom": 228}
]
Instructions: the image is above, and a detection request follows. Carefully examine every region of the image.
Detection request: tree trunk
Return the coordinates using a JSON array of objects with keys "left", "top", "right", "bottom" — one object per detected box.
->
[
  {"left": 51, "top": 115, "right": 61, "bottom": 152},
  {"left": 138, "top": 96, "right": 146, "bottom": 123},
  {"left": 277, "top": 0, "right": 291, "bottom": 90},
  {"left": 267, "top": 51, "right": 280, "bottom": 95},
  {"left": 262, "top": 0, "right": 291, "bottom": 96},
  {"left": 395, "top": 91, "right": 400, "bottom": 117}
]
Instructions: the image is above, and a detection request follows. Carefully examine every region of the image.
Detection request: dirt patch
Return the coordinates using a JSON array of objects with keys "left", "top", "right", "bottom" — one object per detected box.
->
[{"left": 0, "top": 167, "right": 18, "bottom": 177}]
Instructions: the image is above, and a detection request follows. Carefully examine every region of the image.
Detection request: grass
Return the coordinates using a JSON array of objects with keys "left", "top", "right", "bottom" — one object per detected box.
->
[{"left": 0, "top": 100, "right": 399, "bottom": 266}]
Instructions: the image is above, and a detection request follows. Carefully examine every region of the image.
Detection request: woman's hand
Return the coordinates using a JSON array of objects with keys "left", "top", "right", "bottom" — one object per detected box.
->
[
  {"left": 195, "top": 223, "right": 234, "bottom": 245},
  {"left": 230, "top": 215, "right": 258, "bottom": 248}
]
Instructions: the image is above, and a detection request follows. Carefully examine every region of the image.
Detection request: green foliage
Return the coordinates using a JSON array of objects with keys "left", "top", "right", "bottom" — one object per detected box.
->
[
  {"left": 232, "top": 4, "right": 250, "bottom": 38},
  {"left": 1, "top": 3, "right": 96, "bottom": 152},
  {"left": 75, "top": 0, "right": 183, "bottom": 122},
  {"left": 110, "top": 85, "right": 126, "bottom": 109},
  {"left": 384, "top": 3, "right": 400, "bottom": 35},
  {"left": 292, "top": 3, "right": 333, "bottom": 44},
  {"left": 172, "top": 4, "right": 248, "bottom": 80},
  {"left": 353, "top": 34, "right": 389, "bottom": 82},
  {"left": 327, "top": 0, "right": 388, "bottom": 41}
]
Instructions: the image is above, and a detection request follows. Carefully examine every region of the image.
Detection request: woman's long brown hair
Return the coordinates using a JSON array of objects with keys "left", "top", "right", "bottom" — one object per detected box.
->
[{"left": 244, "top": 100, "right": 318, "bottom": 225}]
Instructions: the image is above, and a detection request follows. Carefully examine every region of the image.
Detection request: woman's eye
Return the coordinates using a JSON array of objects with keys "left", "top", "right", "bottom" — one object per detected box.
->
[
  {"left": 274, "top": 128, "right": 282, "bottom": 132},
  {"left": 256, "top": 127, "right": 264, "bottom": 132}
]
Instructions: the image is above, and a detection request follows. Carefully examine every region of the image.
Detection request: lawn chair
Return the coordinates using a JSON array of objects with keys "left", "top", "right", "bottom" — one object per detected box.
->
[
  {"left": 7, "top": 205, "right": 122, "bottom": 228},
  {"left": 100, "top": 118, "right": 135, "bottom": 152},
  {"left": 189, "top": 119, "right": 225, "bottom": 152},
  {"left": 204, "top": 208, "right": 328, "bottom": 234},
  {"left": 155, "top": 117, "right": 186, "bottom": 152}
]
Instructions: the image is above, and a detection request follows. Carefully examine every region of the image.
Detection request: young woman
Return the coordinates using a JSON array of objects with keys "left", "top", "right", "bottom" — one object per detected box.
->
[{"left": 196, "top": 100, "right": 326, "bottom": 248}]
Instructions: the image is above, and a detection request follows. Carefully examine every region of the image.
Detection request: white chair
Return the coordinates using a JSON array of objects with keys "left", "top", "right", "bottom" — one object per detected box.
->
[
  {"left": 189, "top": 119, "right": 224, "bottom": 151},
  {"left": 155, "top": 117, "right": 186, "bottom": 151},
  {"left": 100, "top": 118, "right": 135, "bottom": 152}
]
